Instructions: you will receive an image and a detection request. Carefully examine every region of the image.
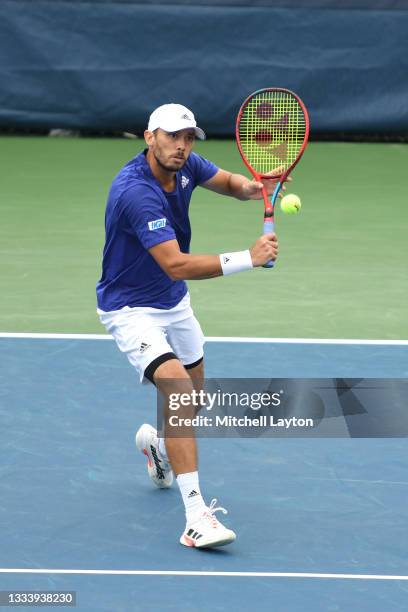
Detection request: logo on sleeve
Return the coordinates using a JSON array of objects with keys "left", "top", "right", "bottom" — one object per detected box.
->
[{"left": 148, "top": 218, "right": 167, "bottom": 231}]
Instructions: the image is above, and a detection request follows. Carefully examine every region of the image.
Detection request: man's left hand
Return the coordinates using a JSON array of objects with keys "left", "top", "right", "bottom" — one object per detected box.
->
[{"left": 243, "top": 167, "right": 291, "bottom": 200}]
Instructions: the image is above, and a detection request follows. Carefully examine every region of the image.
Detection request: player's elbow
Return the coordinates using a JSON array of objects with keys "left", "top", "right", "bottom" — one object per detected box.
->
[
  {"left": 164, "top": 255, "right": 188, "bottom": 281},
  {"left": 166, "top": 265, "right": 185, "bottom": 281},
  {"left": 166, "top": 268, "right": 181, "bottom": 281}
]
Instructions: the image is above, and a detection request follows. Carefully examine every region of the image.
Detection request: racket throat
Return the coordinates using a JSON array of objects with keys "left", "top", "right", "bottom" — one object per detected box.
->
[{"left": 262, "top": 186, "right": 274, "bottom": 219}]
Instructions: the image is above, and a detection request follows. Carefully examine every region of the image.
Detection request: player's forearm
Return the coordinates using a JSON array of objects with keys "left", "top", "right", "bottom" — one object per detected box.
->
[
  {"left": 168, "top": 249, "right": 256, "bottom": 280},
  {"left": 149, "top": 239, "right": 264, "bottom": 281},
  {"left": 167, "top": 253, "right": 223, "bottom": 280},
  {"left": 226, "top": 173, "right": 253, "bottom": 201}
]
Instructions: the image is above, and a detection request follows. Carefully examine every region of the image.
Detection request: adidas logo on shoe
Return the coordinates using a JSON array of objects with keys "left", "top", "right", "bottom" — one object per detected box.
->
[
  {"left": 188, "top": 489, "right": 199, "bottom": 498},
  {"left": 186, "top": 528, "right": 203, "bottom": 542},
  {"left": 150, "top": 445, "right": 166, "bottom": 480}
]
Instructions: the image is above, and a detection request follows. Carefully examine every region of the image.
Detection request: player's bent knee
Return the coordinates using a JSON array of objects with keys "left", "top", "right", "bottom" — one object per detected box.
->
[
  {"left": 153, "top": 358, "right": 196, "bottom": 411},
  {"left": 146, "top": 353, "right": 192, "bottom": 385},
  {"left": 144, "top": 352, "right": 179, "bottom": 384}
]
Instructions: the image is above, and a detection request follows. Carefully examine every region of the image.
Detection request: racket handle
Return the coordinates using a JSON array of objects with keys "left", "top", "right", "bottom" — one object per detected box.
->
[{"left": 263, "top": 219, "right": 275, "bottom": 269}]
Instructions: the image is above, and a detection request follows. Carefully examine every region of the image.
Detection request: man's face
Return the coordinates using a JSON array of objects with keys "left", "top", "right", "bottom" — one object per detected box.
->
[{"left": 145, "top": 128, "right": 196, "bottom": 172}]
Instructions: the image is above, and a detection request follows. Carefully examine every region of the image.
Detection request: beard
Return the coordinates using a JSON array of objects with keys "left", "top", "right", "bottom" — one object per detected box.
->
[{"left": 154, "top": 151, "right": 186, "bottom": 172}]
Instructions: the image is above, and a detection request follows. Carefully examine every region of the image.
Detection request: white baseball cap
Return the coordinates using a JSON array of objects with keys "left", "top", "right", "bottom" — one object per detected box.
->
[{"left": 147, "top": 103, "right": 206, "bottom": 140}]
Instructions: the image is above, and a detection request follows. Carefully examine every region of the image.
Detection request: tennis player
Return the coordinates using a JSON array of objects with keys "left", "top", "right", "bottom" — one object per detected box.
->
[{"left": 96, "top": 103, "right": 280, "bottom": 548}]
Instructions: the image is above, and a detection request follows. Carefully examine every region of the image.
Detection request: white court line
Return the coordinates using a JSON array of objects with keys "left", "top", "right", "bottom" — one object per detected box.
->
[
  {"left": 0, "top": 332, "right": 110, "bottom": 340},
  {"left": 207, "top": 337, "right": 408, "bottom": 346},
  {"left": 0, "top": 568, "right": 407, "bottom": 581},
  {"left": 0, "top": 333, "right": 407, "bottom": 345}
]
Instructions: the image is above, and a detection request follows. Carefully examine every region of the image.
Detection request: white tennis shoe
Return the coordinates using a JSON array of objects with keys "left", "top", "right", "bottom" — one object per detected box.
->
[
  {"left": 135, "top": 424, "right": 173, "bottom": 488},
  {"left": 180, "top": 499, "right": 236, "bottom": 548}
]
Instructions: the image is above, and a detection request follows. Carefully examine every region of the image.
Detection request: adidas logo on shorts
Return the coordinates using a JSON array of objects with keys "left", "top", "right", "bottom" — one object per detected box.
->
[{"left": 139, "top": 342, "right": 151, "bottom": 353}]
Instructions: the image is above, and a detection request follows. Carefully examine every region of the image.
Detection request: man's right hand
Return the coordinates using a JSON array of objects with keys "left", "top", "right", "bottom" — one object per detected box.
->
[{"left": 250, "top": 233, "right": 279, "bottom": 267}]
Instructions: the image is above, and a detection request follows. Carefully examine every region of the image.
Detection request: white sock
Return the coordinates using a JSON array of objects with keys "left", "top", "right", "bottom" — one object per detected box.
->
[
  {"left": 177, "top": 471, "right": 206, "bottom": 521},
  {"left": 158, "top": 437, "right": 168, "bottom": 461}
]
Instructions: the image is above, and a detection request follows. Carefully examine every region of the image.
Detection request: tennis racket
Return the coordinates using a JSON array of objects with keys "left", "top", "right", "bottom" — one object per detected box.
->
[{"left": 236, "top": 88, "right": 309, "bottom": 268}]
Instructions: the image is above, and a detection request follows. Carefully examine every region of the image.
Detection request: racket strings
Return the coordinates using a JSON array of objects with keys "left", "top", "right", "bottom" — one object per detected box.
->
[{"left": 238, "top": 91, "right": 306, "bottom": 175}]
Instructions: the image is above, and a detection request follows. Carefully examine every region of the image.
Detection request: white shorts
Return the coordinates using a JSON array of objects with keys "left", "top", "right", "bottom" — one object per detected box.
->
[{"left": 97, "top": 293, "right": 204, "bottom": 383}]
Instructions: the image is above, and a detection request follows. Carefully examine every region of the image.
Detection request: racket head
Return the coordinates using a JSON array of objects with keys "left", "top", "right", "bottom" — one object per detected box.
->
[{"left": 236, "top": 87, "right": 309, "bottom": 185}]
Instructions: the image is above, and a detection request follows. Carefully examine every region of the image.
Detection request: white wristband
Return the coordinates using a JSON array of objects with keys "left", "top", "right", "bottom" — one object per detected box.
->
[{"left": 219, "top": 250, "right": 253, "bottom": 275}]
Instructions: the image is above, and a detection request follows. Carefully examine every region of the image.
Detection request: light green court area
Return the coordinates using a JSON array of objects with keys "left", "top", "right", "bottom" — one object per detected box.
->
[{"left": 0, "top": 136, "right": 407, "bottom": 338}]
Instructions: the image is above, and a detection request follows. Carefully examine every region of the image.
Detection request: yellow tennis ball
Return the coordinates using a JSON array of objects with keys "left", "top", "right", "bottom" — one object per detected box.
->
[{"left": 280, "top": 194, "right": 302, "bottom": 214}]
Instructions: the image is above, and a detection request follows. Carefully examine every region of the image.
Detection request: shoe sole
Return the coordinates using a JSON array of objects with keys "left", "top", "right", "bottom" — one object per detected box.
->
[{"left": 135, "top": 424, "right": 151, "bottom": 454}]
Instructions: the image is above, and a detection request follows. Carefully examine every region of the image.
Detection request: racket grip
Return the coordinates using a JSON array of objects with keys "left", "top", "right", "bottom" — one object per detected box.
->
[{"left": 263, "top": 219, "right": 275, "bottom": 269}]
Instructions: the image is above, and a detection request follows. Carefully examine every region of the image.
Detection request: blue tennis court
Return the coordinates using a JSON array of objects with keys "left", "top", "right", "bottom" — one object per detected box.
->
[{"left": 1, "top": 336, "right": 407, "bottom": 611}]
